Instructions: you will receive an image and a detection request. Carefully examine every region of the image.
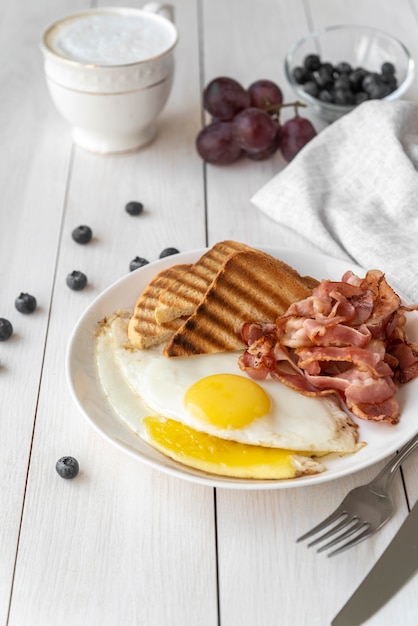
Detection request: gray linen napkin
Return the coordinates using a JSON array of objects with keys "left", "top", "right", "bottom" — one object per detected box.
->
[{"left": 252, "top": 100, "right": 418, "bottom": 302}]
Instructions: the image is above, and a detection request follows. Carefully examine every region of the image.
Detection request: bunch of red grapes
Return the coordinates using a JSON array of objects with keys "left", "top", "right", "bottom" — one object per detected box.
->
[{"left": 196, "top": 76, "right": 317, "bottom": 165}]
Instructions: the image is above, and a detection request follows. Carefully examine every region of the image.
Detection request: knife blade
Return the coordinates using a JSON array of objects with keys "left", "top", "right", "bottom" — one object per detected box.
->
[{"left": 332, "top": 497, "right": 418, "bottom": 626}]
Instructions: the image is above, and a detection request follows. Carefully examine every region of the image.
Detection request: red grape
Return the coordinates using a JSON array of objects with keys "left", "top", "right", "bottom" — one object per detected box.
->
[
  {"left": 195, "top": 121, "right": 242, "bottom": 165},
  {"left": 280, "top": 116, "right": 316, "bottom": 162},
  {"left": 248, "top": 79, "right": 283, "bottom": 110},
  {"left": 203, "top": 77, "right": 251, "bottom": 121},
  {"left": 232, "top": 107, "right": 277, "bottom": 152},
  {"left": 245, "top": 126, "right": 281, "bottom": 160}
]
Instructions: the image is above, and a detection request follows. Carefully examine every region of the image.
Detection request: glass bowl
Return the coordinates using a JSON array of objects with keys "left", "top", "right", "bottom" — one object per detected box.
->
[{"left": 284, "top": 25, "right": 414, "bottom": 123}]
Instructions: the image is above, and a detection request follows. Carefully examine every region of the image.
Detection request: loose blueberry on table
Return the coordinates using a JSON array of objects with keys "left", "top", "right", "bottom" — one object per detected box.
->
[
  {"left": 129, "top": 257, "right": 149, "bottom": 271},
  {"left": 56, "top": 456, "right": 79, "bottom": 479},
  {"left": 0, "top": 318, "right": 13, "bottom": 341},
  {"left": 159, "top": 247, "right": 180, "bottom": 258},
  {"left": 72, "top": 225, "right": 93, "bottom": 244},
  {"left": 125, "top": 201, "right": 144, "bottom": 216},
  {"left": 66, "top": 270, "right": 88, "bottom": 291},
  {"left": 15, "top": 293, "right": 37, "bottom": 314}
]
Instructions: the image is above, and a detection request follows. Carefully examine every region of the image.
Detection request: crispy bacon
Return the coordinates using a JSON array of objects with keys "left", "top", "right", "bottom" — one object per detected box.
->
[
  {"left": 238, "top": 270, "right": 418, "bottom": 425},
  {"left": 387, "top": 331, "right": 418, "bottom": 384},
  {"left": 302, "top": 319, "right": 371, "bottom": 347}
]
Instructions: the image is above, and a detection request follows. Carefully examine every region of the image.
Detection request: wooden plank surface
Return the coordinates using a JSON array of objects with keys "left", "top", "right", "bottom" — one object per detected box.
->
[{"left": 0, "top": 0, "right": 80, "bottom": 622}]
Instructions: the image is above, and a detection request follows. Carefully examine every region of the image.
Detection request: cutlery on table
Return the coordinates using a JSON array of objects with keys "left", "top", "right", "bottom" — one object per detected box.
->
[
  {"left": 297, "top": 433, "right": 418, "bottom": 556},
  {"left": 331, "top": 495, "right": 418, "bottom": 625}
]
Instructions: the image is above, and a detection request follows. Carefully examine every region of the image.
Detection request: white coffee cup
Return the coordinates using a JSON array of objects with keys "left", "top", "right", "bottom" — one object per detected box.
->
[{"left": 41, "top": 4, "right": 178, "bottom": 154}]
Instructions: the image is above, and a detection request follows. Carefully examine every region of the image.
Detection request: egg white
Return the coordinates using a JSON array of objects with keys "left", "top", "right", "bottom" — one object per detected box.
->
[{"left": 95, "top": 311, "right": 362, "bottom": 454}]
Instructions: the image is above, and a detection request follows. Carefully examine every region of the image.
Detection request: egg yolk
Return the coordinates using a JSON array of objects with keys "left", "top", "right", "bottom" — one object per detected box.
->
[
  {"left": 184, "top": 373, "right": 271, "bottom": 429},
  {"left": 143, "top": 416, "right": 317, "bottom": 480}
]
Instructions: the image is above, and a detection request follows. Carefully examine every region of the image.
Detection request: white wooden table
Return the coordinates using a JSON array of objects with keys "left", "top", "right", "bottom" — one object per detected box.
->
[{"left": 2, "top": 1, "right": 418, "bottom": 624}]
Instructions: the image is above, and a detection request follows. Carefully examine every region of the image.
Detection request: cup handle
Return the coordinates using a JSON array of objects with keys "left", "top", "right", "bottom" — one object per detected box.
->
[{"left": 142, "top": 2, "right": 175, "bottom": 23}]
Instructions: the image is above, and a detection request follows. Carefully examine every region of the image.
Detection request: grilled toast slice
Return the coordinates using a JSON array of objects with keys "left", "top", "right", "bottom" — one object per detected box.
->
[
  {"left": 164, "top": 249, "right": 317, "bottom": 356},
  {"left": 128, "top": 264, "right": 191, "bottom": 350},
  {"left": 154, "top": 240, "right": 253, "bottom": 324}
]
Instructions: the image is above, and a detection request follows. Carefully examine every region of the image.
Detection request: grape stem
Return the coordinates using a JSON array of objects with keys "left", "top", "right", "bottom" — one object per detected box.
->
[{"left": 266, "top": 100, "right": 307, "bottom": 118}]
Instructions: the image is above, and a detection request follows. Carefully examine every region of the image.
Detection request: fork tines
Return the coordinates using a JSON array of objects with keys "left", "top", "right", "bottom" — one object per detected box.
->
[{"left": 297, "top": 508, "right": 372, "bottom": 557}]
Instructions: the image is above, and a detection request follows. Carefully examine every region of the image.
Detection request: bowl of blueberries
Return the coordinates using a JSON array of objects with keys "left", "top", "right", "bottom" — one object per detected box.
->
[{"left": 285, "top": 24, "right": 414, "bottom": 122}]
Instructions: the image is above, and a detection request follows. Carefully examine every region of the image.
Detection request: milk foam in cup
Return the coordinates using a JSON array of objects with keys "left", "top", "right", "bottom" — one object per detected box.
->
[{"left": 41, "top": 5, "right": 178, "bottom": 154}]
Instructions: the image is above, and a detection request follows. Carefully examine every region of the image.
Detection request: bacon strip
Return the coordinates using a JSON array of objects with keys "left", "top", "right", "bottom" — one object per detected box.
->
[{"left": 238, "top": 270, "right": 418, "bottom": 425}]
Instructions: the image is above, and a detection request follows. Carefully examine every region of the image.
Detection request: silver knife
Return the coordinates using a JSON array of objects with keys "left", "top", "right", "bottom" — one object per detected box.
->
[{"left": 332, "top": 496, "right": 418, "bottom": 626}]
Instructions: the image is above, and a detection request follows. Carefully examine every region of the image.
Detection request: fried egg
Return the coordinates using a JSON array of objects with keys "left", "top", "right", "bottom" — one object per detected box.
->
[{"left": 95, "top": 311, "right": 363, "bottom": 479}]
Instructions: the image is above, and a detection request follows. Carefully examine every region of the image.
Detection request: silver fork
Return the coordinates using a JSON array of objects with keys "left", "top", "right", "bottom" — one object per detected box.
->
[{"left": 297, "top": 432, "right": 418, "bottom": 557}]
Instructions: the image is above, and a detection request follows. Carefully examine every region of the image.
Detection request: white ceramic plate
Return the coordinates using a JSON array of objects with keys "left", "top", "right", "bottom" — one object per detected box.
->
[{"left": 66, "top": 247, "right": 418, "bottom": 490}]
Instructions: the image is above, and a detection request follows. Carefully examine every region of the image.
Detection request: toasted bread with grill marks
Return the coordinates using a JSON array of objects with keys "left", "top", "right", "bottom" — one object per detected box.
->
[
  {"left": 128, "top": 264, "right": 191, "bottom": 350},
  {"left": 154, "top": 240, "right": 253, "bottom": 324},
  {"left": 163, "top": 249, "right": 317, "bottom": 356}
]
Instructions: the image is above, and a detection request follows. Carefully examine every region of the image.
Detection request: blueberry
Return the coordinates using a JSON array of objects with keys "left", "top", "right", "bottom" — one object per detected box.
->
[
  {"left": 304, "top": 54, "right": 321, "bottom": 72},
  {"left": 159, "top": 247, "right": 180, "bottom": 259},
  {"left": 292, "top": 66, "right": 307, "bottom": 84},
  {"left": 382, "top": 75, "right": 398, "bottom": 92},
  {"left": 125, "top": 201, "right": 144, "bottom": 216},
  {"left": 66, "top": 271, "right": 87, "bottom": 291},
  {"left": 368, "top": 83, "right": 391, "bottom": 99},
  {"left": 303, "top": 80, "right": 319, "bottom": 97},
  {"left": 336, "top": 61, "right": 352, "bottom": 74},
  {"left": 349, "top": 68, "right": 368, "bottom": 92},
  {"left": 334, "top": 74, "right": 351, "bottom": 90},
  {"left": 382, "top": 62, "right": 395, "bottom": 76},
  {"left": 129, "top": 257, "right": 149, "bottom": 271},
  {"left": 72, "top": 225, "right": 93, "bottom": 244},
  {"left": 362, "top": 72, "right": 381, "bottom": 94},
  {"left": 0, "top": 318, "right": 13, "bottom": 341},
  {"left": 334, "top": 88, "right": 355, "bottom": 105},
  {"left": 15, "top": 293, "right": 37, "bottom": 314},
  {"left": 56, "top": 456, "right": 79, "bottom": 479},
  {"left": 320, "top": 62, "right": 334, "bottom": 75},
  {"left": 318, "top": 89, "right": 334, "bottom": 103},
  {"left": 316, "top": 65, "right": 334, "bottom": 89},
  {"left": 354, "top": 91, "right": 369, "bottom": 104}
]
